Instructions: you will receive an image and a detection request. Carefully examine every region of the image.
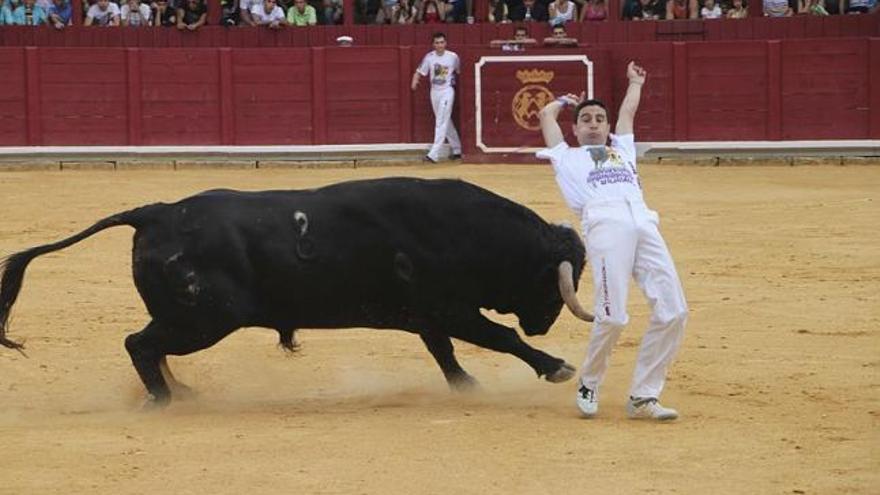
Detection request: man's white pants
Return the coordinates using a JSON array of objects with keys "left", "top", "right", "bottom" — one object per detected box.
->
[
  {"left": 427, "top": 88, "right": 461, "bottom": 161},
  {"left": 579, "top": 197, "right": 688, "bottom": 399}
]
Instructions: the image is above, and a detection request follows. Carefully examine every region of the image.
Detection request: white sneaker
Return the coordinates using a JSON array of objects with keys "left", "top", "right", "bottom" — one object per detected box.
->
[
  {"left": 576, "top": 384, "right": 598, "bottom": 418},
  {"left": 626, "top": 397, "right": 679, "bottom": 420}
]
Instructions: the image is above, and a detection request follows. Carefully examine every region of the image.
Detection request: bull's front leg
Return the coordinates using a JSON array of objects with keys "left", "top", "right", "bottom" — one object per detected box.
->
[
  {"left": 442, "top": 310, "right": 576, "bottom": 383},
  {"left": 418, "top": 330, "right": 479, "bottom": 391}
]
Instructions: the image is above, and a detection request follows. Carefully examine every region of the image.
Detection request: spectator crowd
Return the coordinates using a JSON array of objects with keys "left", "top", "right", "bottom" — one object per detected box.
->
[
  {"left": 0, "top": 0, "right": 874, "bottom": 27},
  {"left": 621, "top": 0, "right": 877, "bottom": 18}
]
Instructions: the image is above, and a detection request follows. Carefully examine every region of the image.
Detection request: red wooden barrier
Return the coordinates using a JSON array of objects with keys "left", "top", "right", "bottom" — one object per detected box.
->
[
  {"left": 0, "top": 48, "right": 27, "bottom": 145},
  {"left": 0, "top": 37, "right": 876, "bottom": 150},
  {"left": 767, "top": 40, "right": 782, "bottom": 140},
  {"left": 24, "top": 47, "right": 41, "bottom": 145},
  {"left": 871, "top": 38, "right": 880, "bottom": 139},
  {"left": 781, "top": 38, "right": 869, "bottom": 139}
]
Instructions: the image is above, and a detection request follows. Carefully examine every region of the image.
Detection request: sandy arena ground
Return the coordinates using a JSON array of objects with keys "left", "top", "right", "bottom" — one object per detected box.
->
[{"left": 0, "top": 163, "right": 877, "bottom": 494}]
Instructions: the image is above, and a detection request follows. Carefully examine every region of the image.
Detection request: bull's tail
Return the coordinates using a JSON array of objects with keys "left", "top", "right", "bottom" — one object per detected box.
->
[{"left": 0, "top": 204, "right": 162, "bottom": 351}]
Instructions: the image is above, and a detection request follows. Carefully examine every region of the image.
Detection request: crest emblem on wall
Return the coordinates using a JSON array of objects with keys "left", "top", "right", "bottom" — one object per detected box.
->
[{"left": 511, "top": 69, "right": 556, "bottom": 131}]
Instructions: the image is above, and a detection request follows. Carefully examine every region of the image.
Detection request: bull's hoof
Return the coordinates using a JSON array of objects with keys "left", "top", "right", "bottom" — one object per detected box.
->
[
  {"left": 448, "top": 373, "right": 481, "bottom": 393},
  {"left": 544, "top": 362, "right": 576, "bottom": 383},
  {"left": 278, "top": 331, "right": 301, "bottom": 353}
]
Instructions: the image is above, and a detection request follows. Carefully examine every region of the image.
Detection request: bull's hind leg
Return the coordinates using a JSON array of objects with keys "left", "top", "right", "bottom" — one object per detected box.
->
[
  {"left": 443, "top": 311, "right": 576, "bottom": 383},
  {"left": 277, "top": 327, "right": 301, "bottom": 353},
  {"left": 125, "top": 320, "right": 236, "bottom": 408},
  {"left": 419, "top": 330, "right": 479, "bottom": 391},
  {"left": 125, "top": 321, "right": 172, "bottom": 407}
]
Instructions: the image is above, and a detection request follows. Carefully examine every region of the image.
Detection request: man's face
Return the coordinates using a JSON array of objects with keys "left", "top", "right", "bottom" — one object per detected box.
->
[
  {"left": 572, "top": 105, "right": 610, "bottom": 146},
  {"left": 553, "top": 27, "right": 566, "bottom": 38},
  {"left": 97, "top": 0, "right": 109, "bottom": 10},
  {"left": 433, "top": 37, "right": 446, "bottom": 53},
  {"left": 264, "top": 0, "right": 275, "bottom": 11},
  {"left": 514, "top": 29, "right": 526, "bottom": 40},
  {"left": 295, "top": 0, "right": 306, "bottom": 11},
  {"left": 524, "top": 0, "right": 534, "bottom": 7}
]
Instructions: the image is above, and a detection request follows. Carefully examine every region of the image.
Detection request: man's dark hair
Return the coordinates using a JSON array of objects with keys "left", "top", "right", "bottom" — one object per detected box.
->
[
  {"left": 432, "top": 32, "right": 446, "bottom": 42},
  {"left": 573, "top": 98, "right": 609, "bottom": 123},
  {"left": 515, "top": 26, "right": 528, "bottom": 35}
]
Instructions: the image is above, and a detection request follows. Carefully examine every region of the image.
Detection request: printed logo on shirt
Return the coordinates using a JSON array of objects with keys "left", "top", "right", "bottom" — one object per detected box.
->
[
  {"left": 594, "top": 148, "right": 624, "bottom": 169},
  {"left": 586, "top": 148, "right": 637, "bottom": 187},
  {"left": 432, "top": 64, "right": 450, "bottom": 85}
]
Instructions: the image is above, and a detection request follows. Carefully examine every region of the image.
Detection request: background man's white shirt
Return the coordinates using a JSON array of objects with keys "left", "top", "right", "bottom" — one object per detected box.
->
[
  {"left": 250, "top": 4, "right": 285, "bottom": 23},
  {"left": 417, "top": 50, "right": 460, "bottom": 92}
]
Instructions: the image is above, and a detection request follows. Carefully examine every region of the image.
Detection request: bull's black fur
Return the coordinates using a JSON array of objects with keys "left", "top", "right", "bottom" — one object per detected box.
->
[{"left": 0, "top": 178, "right": 586, "bottom": 406}]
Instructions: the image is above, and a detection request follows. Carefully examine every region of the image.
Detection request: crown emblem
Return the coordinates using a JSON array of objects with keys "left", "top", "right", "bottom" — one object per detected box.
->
[{"left": 516, "top": 69, "right": 554, "bottom": 84}]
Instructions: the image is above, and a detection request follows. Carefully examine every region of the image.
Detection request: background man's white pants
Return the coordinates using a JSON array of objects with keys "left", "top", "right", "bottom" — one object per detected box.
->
[
  {"left": 428, "top": 88, "right": 461, "bottom": 161},
  {"left": 579, "top": 197, "right": 688, "bottom": 399}
]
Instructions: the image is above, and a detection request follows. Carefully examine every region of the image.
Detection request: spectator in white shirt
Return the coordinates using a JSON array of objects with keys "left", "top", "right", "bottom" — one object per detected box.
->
[
  {"left": 250, "top": 0, "right": 286, "bottom": 27},
  {"left": 700, "top": 0, "right": 722, "bottom": 17},
  {"left": 239, "top": 0, "right": 261, "bottom": 25},
  {"left": 84, "top": 0, "right": 121, "bottom": 25},
  {"left": 122, "top": 0, "right": 152, "bottom": 25}
]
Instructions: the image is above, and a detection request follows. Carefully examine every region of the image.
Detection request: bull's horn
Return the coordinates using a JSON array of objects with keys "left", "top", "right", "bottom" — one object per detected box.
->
[{"left": 558, "top": 261, "right": 594, "bottom": 322}]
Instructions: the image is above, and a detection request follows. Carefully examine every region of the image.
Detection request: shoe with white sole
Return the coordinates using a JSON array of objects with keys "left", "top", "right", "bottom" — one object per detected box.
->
[
  {"left": 626, "top": 397, "right": 679, "bottom": 420},
  {"left": 576, "top": 384, "right": 598, "bottom": 418}
]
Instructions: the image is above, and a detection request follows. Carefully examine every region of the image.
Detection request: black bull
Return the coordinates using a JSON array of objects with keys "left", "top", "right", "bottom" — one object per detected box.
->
[{"left": 0, "top": 177, "right": 593, "bottom": 406}]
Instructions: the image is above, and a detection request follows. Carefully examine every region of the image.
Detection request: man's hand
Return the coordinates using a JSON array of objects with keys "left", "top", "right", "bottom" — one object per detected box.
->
[
  {"left": 556, "top": 92, "right": 581, "bottom": 107},
  {"left": 627, "top": 61, "right": 646, "bottom": 85},
  {"left": 539, "top": 91, "right": 584, "bottom": 148}
]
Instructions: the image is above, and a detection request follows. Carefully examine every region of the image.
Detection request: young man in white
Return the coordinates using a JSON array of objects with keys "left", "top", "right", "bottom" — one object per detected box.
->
[
  {"left": 84, "top": 0, "right": 121, "bottom": 25},
  {"left": 537, "top": 62, "right": 688, "bottom": 421},
  {"left": 250, "top": 0, "right": 286, "bottom": 27},
  {"left": 121, "top": 0, "right": 152, "bottom": 26},
  {"left": 411, "top": 32, "right": 462, "bottom": 163}
]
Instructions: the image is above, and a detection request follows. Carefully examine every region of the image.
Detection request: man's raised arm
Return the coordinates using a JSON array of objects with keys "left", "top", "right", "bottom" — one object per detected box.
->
[
  {"left": 539, "top": 92, "right": 580, "bottom": 148},
  {"left": 615, "top": 61, "right": 647, "bottom": 136}
]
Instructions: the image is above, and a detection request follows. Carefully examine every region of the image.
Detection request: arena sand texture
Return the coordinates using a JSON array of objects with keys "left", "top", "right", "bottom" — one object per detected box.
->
[{"left": 0, "top": 163, "right": 877, "bottom": 495}]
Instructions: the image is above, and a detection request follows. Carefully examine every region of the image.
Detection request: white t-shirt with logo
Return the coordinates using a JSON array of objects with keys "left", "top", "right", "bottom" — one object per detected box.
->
[
  {"left": 537, "top": 133, "right": 643, "bottom": 220},
  {"left": 417, "top": 50, "right": 459, "bottom": 92}
]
